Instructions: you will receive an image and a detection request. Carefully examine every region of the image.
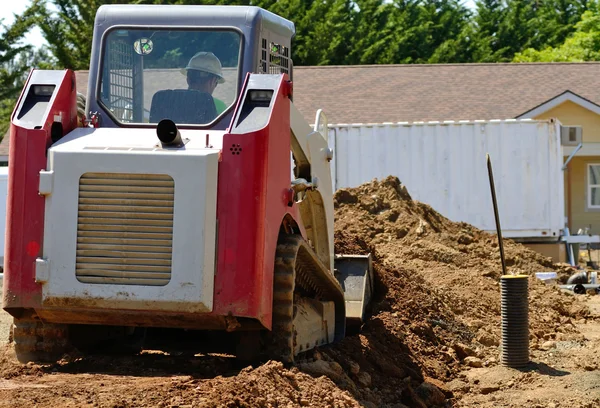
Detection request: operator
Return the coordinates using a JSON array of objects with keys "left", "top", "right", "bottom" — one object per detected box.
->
[{"left": 181, "top": 51, "right": 227, "bottom": 114}]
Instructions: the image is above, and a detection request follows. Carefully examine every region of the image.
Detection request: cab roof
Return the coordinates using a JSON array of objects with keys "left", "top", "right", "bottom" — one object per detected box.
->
[{"left": 95, "top": 4, "right": 295, "bottom": 38}]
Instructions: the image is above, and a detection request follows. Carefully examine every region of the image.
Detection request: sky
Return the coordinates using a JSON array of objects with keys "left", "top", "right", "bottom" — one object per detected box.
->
[{"left": 1, "top": 0, "right": 478, "bottom": 49}]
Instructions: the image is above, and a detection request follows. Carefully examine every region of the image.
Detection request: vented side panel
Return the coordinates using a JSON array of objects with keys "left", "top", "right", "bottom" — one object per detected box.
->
[
  {"left": 75, "top": 173, "right": 174, "bottom": 286},
  {"left": 259, "top": 37, "right": 290, "bottom": 75}
]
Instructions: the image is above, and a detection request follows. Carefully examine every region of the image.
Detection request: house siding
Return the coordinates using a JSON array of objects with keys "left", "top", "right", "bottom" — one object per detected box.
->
[
  {"left": 534, "top": 101, "right": 600, "bottom": 233},
  {"left": 534, "top": 100, "right": 600, "bottom": 142}
]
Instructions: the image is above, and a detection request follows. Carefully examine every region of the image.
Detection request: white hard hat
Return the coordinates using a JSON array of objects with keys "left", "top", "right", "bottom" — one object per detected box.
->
[{"left": 181, "top": 51, "right": 225, "bottom": 84}]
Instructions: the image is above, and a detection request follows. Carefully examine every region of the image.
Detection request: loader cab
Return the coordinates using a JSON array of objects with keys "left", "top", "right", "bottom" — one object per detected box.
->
[{"left": 86, "top": 5, "right": 294, "bottom": 131}]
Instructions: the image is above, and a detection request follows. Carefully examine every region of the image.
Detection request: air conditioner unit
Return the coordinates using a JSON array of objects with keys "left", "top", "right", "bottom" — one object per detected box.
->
[{"left": 560, "top": 126, "right": 582, "bottom": 146}]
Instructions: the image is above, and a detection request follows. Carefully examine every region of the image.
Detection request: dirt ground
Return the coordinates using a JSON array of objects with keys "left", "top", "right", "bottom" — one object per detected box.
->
[
  {"left": 453, "top": 295, "right": 600, "bottom": 408},
  {"left": 1, "top": 176, "right": 600, "bottom": 407}
]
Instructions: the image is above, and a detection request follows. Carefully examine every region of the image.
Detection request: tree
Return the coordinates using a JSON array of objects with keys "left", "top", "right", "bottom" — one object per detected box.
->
[
  {"left": 465, "top": 0, "right": 506, "bottom": 62},
  {"left": 422, "top": 0, "right": 473, "bottom": 63},
  {"left": 529, "top": 0, "right": 590, "bottom": 49},
  {"left": 513, "top": 7, "right": 600, "bottom": 61},
  {"left": 250, "top": 0, "right": 356, "bottom": 66},
  {"left": 30, "top": 0, "right": 122, "bottom": 70},
  {"left": 418, "top": 0, "right": 472, "bottom": 63},
  {"left": 21, "top": 0, "right": 600, "bottom": 67},
  {"left": 0, "top": 6, "right": 53, "bottom": 135},
  {"left": 344, "top": 0, "right": 398, "bottom": 64},
  {"left": 31, "top": 0, "right": 357, "bottom": 67}
]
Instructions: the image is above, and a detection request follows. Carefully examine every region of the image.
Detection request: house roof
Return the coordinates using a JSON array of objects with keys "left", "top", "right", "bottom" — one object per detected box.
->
[
  {"left": 2, "top": 62, "right": 600, "bottom": 156},
  {"left": 292, "top": 62, "right": 600, "bottom": 124}
]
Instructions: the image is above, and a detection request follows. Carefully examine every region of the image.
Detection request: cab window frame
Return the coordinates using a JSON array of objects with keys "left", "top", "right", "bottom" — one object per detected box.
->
[{"left": 96, "top": 25, "right": 244, "bottom": 129}]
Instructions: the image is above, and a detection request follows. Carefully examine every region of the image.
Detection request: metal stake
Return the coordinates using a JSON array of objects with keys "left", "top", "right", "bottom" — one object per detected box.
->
[{"left": 487, "top": 153, "right": 507, "bottom": 276}]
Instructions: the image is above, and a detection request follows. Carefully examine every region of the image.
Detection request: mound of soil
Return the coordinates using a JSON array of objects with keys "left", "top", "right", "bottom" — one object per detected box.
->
[{"left": 331, "top": 176, "right": 589, "bottom": 389}]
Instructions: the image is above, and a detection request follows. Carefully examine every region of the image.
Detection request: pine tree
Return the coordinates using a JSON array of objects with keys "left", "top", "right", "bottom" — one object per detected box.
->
[
  {"left": 514, "top": 4, "right": 600, "bottom": 61},
  {"left": 0, "top": 6, "right": 52, "bottom": 135},
  {"left": 530, "top": 0, "right": 590, "bottom": 49}
]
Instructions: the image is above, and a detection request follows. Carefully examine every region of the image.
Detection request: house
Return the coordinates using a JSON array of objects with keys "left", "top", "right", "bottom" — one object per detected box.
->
[{"left": 2, "top": 62, "right": 600, "bottom": 238}]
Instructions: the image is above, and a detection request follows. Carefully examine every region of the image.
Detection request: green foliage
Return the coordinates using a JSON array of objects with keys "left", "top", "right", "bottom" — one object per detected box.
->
[
  {"left": 0, "top": 6, "right": 55, "bottom": 136},
  {"left": 514, "top": 6, "right": 600, "bottom": 62},
  {"left": 7, "top": 0, "right": 600, "bottom": 70},
  {"left": 24, "top": 0, "right": 600, "bottom": 67},
  {"left": 31, "top": 0, "right": 122, "bottom": 70}
]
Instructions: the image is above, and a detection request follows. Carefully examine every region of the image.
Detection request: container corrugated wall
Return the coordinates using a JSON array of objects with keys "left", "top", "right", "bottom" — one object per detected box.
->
[{"left": 328, "top": 119, "right": 564, "bottom": 240}]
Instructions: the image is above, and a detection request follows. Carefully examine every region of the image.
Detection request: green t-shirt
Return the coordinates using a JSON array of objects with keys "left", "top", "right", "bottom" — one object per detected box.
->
[{"left": 214, "top": 98, "right": 227, "bottom": 114}]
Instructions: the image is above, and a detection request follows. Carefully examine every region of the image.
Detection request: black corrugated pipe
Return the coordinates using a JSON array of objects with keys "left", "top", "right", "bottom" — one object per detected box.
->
[{"left": 500, "top": 275, "right": 530, "bottom": 367}]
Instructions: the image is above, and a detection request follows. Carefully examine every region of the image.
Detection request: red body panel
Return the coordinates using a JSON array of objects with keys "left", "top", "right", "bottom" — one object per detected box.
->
[
  {"left": 3, "top": 70, "right": 78, "bottom": 310},
  {"left": 213, "top": 76, "right": 298, "bottom": 329}
]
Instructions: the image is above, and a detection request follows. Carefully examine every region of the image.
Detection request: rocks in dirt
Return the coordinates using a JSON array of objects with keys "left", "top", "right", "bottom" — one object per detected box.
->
[
  {"left": 299, "top": 360, "right": 343, "bottom": 381},
  {"left": 446, "top": 379, "right": 470, "bottom": 394},
  {"left": 469, "top": 320, "right": 486, "bottom": 329},
  {"left": 476, "top": 331, "right": 499, "bottom": 347},
  {"left": 453, "top": 343, "right": 476, "bottom": 359},
  {"left": 411, "top": 322, "right": 437, "bottom": 341},
  {"left": 402, "top": 383, "right": 428, "bottom": 408},
  {"left": 335, "top": 189, "right": 359, "bottom": 205},
  {"left": 299, "top": 359, "right": 340, "bottom": 380},
  {"left": 414, "top": 381, "right": 446, "bottom": 406},
  {"left": 356, "top": 371, "right": 372, "bottom": 387},
  {"left": 298, "top": 359, "right": 358, "bottom": 392},
  {"left": 349, "top": 360, "right": 360, "bottom": 375},
  {"left": 463, "top": 357, "right": 483, "bottom": 368},
  {"left": 479, "top": 385, "right": 500, "bottom": 394},
  {"left": 416, "top": 219, "right": 428, "bottom": 236},
  {"left": 483, "top": 357, "right": 497, "bottom": 367},
  {"left": 541, "top": 341, "right": 557, "bottom": 350}
]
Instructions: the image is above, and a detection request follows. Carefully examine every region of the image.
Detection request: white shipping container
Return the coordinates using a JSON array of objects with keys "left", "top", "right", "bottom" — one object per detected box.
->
[{"left": 328, "top": 119, "right": 565, "bottom": 240}]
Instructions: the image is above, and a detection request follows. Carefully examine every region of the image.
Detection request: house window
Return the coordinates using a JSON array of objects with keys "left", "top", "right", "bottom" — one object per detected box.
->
[{"left": 589, "top": 164, "right": 600, "bottom": 208}]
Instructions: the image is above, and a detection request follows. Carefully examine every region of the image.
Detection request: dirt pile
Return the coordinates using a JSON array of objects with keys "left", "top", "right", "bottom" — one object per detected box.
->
[
  {"left": 0, "top": 345, "right": 363, "bottom": 408},
  {"left": 332, "top": 176, "right": 590, "bottom": 386}
]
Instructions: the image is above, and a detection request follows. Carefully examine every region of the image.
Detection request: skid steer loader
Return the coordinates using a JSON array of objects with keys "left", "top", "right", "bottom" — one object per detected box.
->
[{"left": 3, "top": 4, "right": 373, "bottom": 363}]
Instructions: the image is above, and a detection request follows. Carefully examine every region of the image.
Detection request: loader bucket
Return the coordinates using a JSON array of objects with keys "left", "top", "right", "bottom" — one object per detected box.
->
[{"left": 334, "top": 254, "right": 374, "bottom": 329}]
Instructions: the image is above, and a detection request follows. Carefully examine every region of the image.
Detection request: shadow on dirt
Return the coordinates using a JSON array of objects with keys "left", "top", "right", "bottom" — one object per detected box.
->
[
  {"left": 29, "top": 315, "right": 432, "bottom": 407},
  {"left": 39, "top": 350, "right": 245, "bottom": 379},
  {"left": 323, "top": 318, "right": 436, "bottom": 406},
  {"left": 518, "top": 361, "right": 570, "bottom": 377},
  {"left": 35, "top": 328, "right": 263, "bottom": 378}
]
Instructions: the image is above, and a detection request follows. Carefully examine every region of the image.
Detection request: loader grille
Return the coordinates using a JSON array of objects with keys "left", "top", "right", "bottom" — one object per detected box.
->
[{"left": 75, "top": 172, "right": 174, "bottom": 286}]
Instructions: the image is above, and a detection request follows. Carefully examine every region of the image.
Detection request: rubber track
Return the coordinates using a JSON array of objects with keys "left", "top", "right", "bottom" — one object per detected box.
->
[
  {"left": 269, "top": 234, "right": 346, "bottom": 363},
  {"left": 12, "top": 311, "right": 71, "bottom": 363}
]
